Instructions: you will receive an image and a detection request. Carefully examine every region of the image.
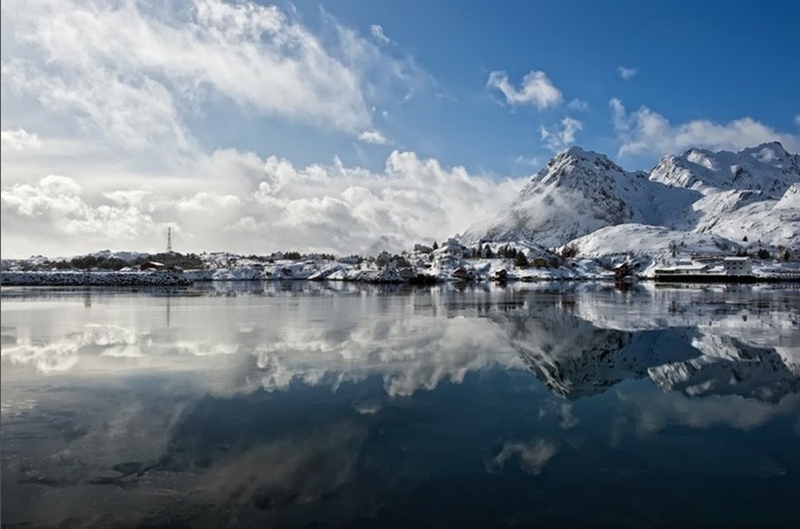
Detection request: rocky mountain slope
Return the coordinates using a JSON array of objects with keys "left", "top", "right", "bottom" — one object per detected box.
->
[{"left": 473, "top": 142, "right": 800, "bottom": 253}]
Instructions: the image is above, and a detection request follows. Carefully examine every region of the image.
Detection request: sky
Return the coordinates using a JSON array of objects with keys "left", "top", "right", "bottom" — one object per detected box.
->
[{"left": 2, "top": 0, "right": 799, "bottom": 258}]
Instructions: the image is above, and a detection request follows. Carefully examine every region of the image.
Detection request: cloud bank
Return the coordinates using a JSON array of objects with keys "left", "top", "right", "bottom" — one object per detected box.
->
[
  {"left": 610, "top": 98, "right": 800, "bottom": 157},
  {"left": 1, "top": 128, "right": 42, "bottom": 151},
  {"left": 1, "top": 149, "right": 523, "bottom": 257},
  {"left": 0, "top": 0, "right": 422, "bottom": 152}
]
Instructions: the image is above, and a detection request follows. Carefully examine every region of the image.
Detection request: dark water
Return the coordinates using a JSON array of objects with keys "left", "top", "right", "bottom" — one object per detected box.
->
[{"left": 2, "top": 282, "right": 799, "bottom": 528}]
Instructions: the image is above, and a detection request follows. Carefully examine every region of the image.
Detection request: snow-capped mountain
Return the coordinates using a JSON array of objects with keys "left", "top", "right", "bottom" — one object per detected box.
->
[
  {"left": 477, "top": 147, "right": 693, "bottom": 247},
  {"left": 475, "top": 143, "right": 800, "bottom": 252},
  {"left": 650, "top": 142, "right": 799, "bottom": 197}
]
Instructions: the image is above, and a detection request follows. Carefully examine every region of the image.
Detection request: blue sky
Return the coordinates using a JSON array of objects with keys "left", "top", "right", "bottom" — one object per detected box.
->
[
  {"left": 272, "top": 0, "right": 800, "bottom": 173},
  {"left": 1, "top": 0, "right": 799, "bottom": 257}
]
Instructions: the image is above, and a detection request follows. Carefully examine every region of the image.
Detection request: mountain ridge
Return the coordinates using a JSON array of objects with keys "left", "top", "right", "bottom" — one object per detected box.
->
[{"left": 470, "top": 142, "right": 800, "bottom": 252}]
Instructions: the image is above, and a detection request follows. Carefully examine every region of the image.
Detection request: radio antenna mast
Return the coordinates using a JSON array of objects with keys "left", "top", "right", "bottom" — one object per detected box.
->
[{"left": 167, "top": 227, "right": 173, "bottom": 253}]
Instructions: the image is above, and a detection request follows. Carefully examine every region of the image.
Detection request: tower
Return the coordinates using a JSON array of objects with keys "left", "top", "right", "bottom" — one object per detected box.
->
[{"left": 167, "top": 227, "right": 172, "bottom": 253}]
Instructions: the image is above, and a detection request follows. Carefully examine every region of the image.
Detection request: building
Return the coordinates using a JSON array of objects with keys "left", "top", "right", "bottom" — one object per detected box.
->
[
  {"left": 722, "top": 256, "right": 752, "bottom": 276},
  {"left": 653, "top": 260, "right": 709, "bottom": 278},
  {"left": 653, "top": 257, "right": 754, "bottom": 282}
]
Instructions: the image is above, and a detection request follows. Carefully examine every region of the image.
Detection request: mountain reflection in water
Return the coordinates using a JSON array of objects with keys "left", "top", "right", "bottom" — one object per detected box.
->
[{"left": 2, "top": 282, "right": 799, "bottom": 528}]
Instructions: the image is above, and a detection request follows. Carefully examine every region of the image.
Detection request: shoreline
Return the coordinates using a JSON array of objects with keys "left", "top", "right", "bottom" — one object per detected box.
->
[{"left": 2, "top": 270, "right": 799, "bottom": 287}]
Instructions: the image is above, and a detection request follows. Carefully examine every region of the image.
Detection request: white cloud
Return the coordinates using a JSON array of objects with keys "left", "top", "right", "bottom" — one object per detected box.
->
[
  {"left": 0, "top": 175, "right": 162, "bottom": 245},
  {"left": 610, "top": 98, "right": 800, "bottom": 157},
  {"left": 1, "top": 128, "right": 42, "bottom": 151},
  {"left": 487, "top": 70, "right": 563, "bottom": 110},
  {"left": 370, "top": 24, "right": 391, "bottom": 44},
  {"left": 0, "top": 0, "right": 424, "bottom": 151},
  {"left": 1, "top": 149, "right": 524, "bottom": 257},
  {"left": 513, "top": 155, "right": 541, "bottom": 168},
  {"left": 175, "top": 192, "right": 242, "bottom": 212},
  {"left": 540, "top": 117, "right": 583, "bottom": 151},
  {"left": 795, "top": 114, "right": 800, "bottom": 127},
  {"left": 358, "top": 130, "right": 387, "bottom": 145},
  {"left": 618, "top": 66, "right": 637, "bottom": 80},
  {"left": 3, "top": 59, "right": 195, "bottom": 153},
  {"left": 567, "top": 99, "right": 589, "bottom": 112}
]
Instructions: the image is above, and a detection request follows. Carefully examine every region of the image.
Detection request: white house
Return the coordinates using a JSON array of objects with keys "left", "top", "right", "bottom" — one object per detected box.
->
[
  {"left": 722, "top": 256, "right": 752, "bottom": 276},
  {"left": 653, "top": 260, "right": 709, "bottom": 277}
]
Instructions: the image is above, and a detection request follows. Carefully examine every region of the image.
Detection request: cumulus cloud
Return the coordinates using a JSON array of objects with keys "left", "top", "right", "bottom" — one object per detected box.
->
[
  {"left": 1, "top": 149, "right": 523, "bottom": 257},
  {"left": 540, "top": 117, "right": 583, "bottom": 151},
  {"left": 358, "top": 130, "right": 388, "bottom": 145},
  {"left": 567, "top": 99, "right": 589, "bottom": 112},
  {"left": 0, "top": 0, "right": 423, "bottom": 151},
  {"left": 370, "top": 24, "right": 391, "bottom": 44},
  {"left": 0, "top": 175, "right": 163, "bottom": 253},
  {"left": 487, "top": 70, "right": 563, "bottom": 109},
  {"left": 1, "top": 128, "right": 42, "bottom": 151},
  {"left": 610, "top": 98, "right": 800, "bottom": 157},
  {"left": 617, "top": 66, "right": 637, "bottom": 80}
]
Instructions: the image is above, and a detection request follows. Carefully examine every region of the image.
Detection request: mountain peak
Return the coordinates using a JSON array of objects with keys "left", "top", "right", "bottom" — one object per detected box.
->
[
  {"left": 481, "top": 146, "right": 653, "bottom": 246},
  {"left": 651, "top": 142, "right": 800, "bottom": 195},
  {"left": 541, "top": 146, "right": 628, "bottom": 181},
  {"left": 562, "top": 145, "right": 591, "bottom": 158},
  {"left": 740, "top": 141, "right": 790, "bottom": 164},
  {"left": 747, "top": 140, "right": 787, "bottom": 153},
  {"left": 477, "top": 142, "right": 799, "bottom": 249},
  {"left": 555, "top": 145, "right": 610, "bottom": 164}
]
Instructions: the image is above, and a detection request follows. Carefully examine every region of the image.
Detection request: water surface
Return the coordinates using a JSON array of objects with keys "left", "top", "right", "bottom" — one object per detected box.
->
[{"left": 2, "top": 282, "right": 799, "bottom": 528}]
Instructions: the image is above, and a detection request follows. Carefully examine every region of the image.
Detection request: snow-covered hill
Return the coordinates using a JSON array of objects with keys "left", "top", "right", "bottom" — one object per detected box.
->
[
  {"left": 475, "top": 147, "right": 695, "bottom": 247},
  {"left": 475, "top": 143, "right": 800, "bottom": 254},
  {"left": 650, "top": 142, "right": 799, "bottom": 197}
]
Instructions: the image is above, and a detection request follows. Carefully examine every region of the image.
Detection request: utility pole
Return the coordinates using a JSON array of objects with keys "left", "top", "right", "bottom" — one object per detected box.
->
[{"left": 167, "top": 227, "right": 172, "bottom": 253}]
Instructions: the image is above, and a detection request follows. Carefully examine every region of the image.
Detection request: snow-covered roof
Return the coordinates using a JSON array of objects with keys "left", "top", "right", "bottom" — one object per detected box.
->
[{"left": 654, "top": 262, "right": 708, "bottom": 272}]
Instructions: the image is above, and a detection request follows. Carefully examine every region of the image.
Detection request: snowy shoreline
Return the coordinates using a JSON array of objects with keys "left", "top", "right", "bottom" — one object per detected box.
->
[
  {"left": 3, "top": 238, "right": 799, "bottom": 288},
  {"left": 2, "top": 267, "right": 798, "bottom": 287},
  {"left": 0, "top": 271, "right": 193, "bottom": 287}
]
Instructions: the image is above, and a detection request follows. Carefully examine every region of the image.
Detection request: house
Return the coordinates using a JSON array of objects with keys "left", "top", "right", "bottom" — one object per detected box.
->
[
  {"left": 140, "top": 261, "right": 167, "bottom": 271},
  {"left": 614, "top": 262, "right": 631, "bottom": 280},
  {"left": 722, "top": 256, "right": 752, "bottom": 276},
  {"left": 654, "top": 256, "right": 754, "bottom": 282},
  {"left": 140, "top": 261, "right": 184, "bottom": 273},
  {"left": 653, "top": 260, "right": 709, "bottom": 277}
]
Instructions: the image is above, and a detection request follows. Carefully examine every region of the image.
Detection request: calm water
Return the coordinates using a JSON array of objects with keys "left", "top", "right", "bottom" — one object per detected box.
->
[{"left": 2, "top": 282, "right": 799, "bottom": 528}]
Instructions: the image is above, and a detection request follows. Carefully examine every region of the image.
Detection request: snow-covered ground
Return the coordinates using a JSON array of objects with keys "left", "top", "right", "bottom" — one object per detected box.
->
[{"left": 2, "top": 240, "right": 798, "bottom": 286}]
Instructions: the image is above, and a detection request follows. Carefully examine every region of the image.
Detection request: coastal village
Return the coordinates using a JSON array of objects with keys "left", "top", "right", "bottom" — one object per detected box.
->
[{"left": 2, "top": 236, "right": 798, "bottom": 286}]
